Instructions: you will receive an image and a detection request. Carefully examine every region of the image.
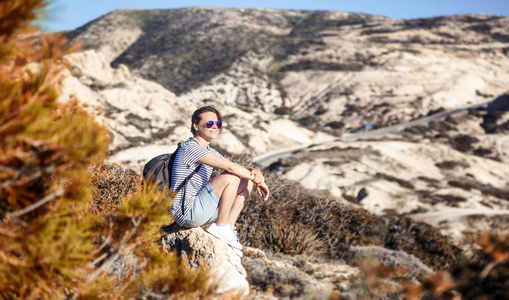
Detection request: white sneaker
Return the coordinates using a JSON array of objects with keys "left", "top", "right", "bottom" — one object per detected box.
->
[{"left": 206, "top": 223, "right": 243, "bottom": 250}]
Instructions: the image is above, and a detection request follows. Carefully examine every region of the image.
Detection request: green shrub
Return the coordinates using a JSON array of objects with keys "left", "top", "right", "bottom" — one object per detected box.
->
[
  {"left": 326, "top": 121, "right": 345, "bottom": 129},
  {"left": 435, "top": 160, "right": 470, "bottom": 170},
  {"left": 376, "top": 172, "right": 415, "bottom": 189},
  {"left": 298, "top": 115, "right": 318, "bottom": 127},
  {"left": 492, "top": 33, "right": 509, "bottom": 43},
  {"left": 278, "top": 60, "right": 363, "bottom": 72},
  {"left": 274, "top": 106, "right": 291, "bottom": 115},
  {"left": 451, "top": 134, "right": 479, "bottom": 152},
  {"left": 466, "top": 24, "right": 492, "bottom": 34}
]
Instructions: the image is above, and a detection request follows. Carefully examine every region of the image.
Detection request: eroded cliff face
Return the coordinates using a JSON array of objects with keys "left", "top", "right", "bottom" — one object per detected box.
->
[
  {"left": 66, "top": 9, "right": 509, "bottom": 132},
  {"left": 60, "top": 8, "right": 509, "bottom": 247},
  {"left": 59, "top": 49, "right": 333, "bottom": 172},
  {"left": 62, "top": 8, "right": 509, "bottom": 170},
  {"left": 268, "top": 107, "right": 509, "bottom": 250}
]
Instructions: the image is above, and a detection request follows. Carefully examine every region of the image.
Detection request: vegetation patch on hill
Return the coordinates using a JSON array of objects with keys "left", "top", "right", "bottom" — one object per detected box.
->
[{"left": 278, "top": 60, "right": 364, "bottom": 72}]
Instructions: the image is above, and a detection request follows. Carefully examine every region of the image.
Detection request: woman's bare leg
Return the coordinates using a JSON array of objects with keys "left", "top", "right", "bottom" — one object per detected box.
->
[
  {"left": 210, "top": 173, "right": 253, "bottom": 226},
  {"left": 227, "top": 178, "right": 253, "bottom": 226}
]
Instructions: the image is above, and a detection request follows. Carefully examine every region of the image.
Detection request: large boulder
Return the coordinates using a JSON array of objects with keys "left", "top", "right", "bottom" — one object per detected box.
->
[{"left": 160, "top": 223, "right": 249, "bottom": 296}]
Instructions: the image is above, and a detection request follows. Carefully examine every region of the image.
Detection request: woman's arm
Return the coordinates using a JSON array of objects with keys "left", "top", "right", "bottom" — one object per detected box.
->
[
  {"left": 198, "top": 153, "right": 255, "bottom": 181},
  {"left": 199, "top": 153, "right": 269, "bottom": 200}
]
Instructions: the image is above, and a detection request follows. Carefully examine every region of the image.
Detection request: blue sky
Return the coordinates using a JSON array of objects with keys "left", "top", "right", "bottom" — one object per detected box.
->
[{"left": 43, "top": 0, "right": 509, "bottom": 32}]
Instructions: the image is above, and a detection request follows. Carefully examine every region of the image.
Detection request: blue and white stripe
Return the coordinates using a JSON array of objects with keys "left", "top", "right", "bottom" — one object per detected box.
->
[{"left": 170, "top": 137, "right": 223, "bottom": 225}]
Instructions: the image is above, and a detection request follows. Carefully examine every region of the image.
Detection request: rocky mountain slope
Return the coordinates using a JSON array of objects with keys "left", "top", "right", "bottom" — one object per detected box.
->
[
  {"left": 57, "top": 7, "right": 509, "bottom": 298},
  {"left": 269, "top": 108, "right": 509, "bottom": 250},
  {"left": 66, "top": 8, "right": 509, "bottom": 131},
  {"left": 61, "top": 8, "right": 509, "bottom": 170},
  {"left": 60, "top": 6, "right": 509, "bottom": 240},
  {"left": 59, "top": 49, "right": 331, "bottom": 171}
]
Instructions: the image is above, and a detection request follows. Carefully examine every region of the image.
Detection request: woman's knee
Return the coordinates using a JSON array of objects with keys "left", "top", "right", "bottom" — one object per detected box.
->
[
  {"left": 213, "top": 172, "right": 241, "bottom": 189},
  {"left": 223, "top": 172, "right": 241, "bottom": 186},
  {"left": 237, "top": 178, "right": 252, "bottom": 198}
]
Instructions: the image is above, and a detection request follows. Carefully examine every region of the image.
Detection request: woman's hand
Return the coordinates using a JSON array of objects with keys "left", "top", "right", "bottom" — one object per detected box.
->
[
  {"left": 250, "top": 169, "right": 264, "bottom": 185},
  {"left": 256, "top": 182, "right": 270, "bottom": 201}
]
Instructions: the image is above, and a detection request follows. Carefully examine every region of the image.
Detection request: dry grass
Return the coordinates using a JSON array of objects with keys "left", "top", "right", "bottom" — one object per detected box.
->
[
  {"left": 88, "top": 163, "right": 142, "bottom": 214},
  {"left": 231, "top": 155, "right": 463, "bottom": 272}
]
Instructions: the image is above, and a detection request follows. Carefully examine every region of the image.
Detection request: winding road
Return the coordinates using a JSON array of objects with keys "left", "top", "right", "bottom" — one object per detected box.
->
[{"left": 254, "top": 99, "right": 493, "bottom": 168}]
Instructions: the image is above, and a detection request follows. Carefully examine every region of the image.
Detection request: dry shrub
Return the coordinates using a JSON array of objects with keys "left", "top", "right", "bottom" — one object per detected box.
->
[
  {"left": 243, "top": 256, "right": 311, "bottom": 298},
  {"left": 0, "top": 1, "right": 110, "bottom": 297},
  {"left": 84, "top": 176, "right": 212, "bottom": 298},
  {"left": 450, "top": 134, "right": 479, "bottom": 152},
  {"left": 435, "top": 160, "right": 470, "bottom": 170},
  {"left": 448, "top": 179, "right": 509, "bottom": 201},
  {"left": 376, "top": 172, "right": 415, "bottom": 189},
  {"left": 258, "top": 222, "right": 327, "bottom": 256},
  {"left": 404, "top": 271, "right": 458, "bottom": 300},
  {"left": 236, "top": 172, "right": 386, "bottom": 258},
  {"left": 122, "top": 240, "right": 212, "bottom": 299},
  {"left": 403, "top": 234, "right": 508, "bottom": 299},
  {"left": 450, "top": 234, "right": 509, "bottom": 299},
  {"left": 350, "top": 258, "right": 409, "bottom": 299},
  {"left": 347, "top": 246, "right": 433, "bottom": 282},
  {"left": 88, "top": 163, "right": 142, "bottom": 214},
  {"left": 231, "top": 155, "right": 463, "bottom": 272},
  {"left": 0, "top": 2, "right": 211, "bottom": 297},
  {"left": 385, "top": 217, "right": 463, "bottom": 271}
]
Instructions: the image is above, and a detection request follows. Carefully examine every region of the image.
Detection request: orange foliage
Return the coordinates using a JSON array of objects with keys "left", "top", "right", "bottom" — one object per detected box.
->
[{"left": 0, "top": 0, "right": 110, "bottom": 297}]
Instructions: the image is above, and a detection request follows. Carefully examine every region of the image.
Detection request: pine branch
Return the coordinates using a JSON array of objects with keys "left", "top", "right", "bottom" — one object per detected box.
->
[
  {"left": 478, "top": 260, "right": 500, "bottom": 285},
  {"left": 85, "top": 216, "right": 142, "bottom": 284},
  {"left": 0, "top": 164, "right": 56, "bottom": 190},
  {"left": 88, "top": 253, "right": 108, "bottom": 269},
  {"left": 6, "top": 189, "right": 63, "bottom": 220}
]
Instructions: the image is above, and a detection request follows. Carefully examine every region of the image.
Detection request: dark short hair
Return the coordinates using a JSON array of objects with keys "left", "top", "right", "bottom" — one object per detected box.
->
[{"left": 191, "top": 106, "right": 222, "bottom": 136}]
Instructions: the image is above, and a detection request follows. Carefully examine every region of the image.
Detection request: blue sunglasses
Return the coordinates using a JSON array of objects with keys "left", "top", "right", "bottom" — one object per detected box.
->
[{"left": 203, "top": 120, "right": 222, "bottom": 129}]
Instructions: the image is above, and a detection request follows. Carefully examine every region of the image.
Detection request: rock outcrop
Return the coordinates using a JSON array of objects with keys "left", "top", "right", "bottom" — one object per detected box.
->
[
  {"left": 59, "top": 49, "right": 334, "bottom": 173},
  {"left": 160, "top": 224, "right": 249, "bottom": 296}
]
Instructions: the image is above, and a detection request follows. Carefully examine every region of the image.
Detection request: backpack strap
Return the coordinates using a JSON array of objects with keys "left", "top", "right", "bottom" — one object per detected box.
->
[
  {"left": 168, "top": 142, "right": 203, "bottom": 215},
  {"left": 167, "top": 142, "right": 181, "bottom": 189},
  {"left": 179, "top": 164, "right": 202, "bottom": 215}
]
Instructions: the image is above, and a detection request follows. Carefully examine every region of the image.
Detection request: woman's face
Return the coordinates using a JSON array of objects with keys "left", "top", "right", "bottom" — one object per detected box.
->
[{"left": 194, "top": 111, "right": 221, "bottom": 141}]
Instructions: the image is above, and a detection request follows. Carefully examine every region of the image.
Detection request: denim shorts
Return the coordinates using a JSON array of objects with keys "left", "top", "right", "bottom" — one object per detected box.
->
[{"left": 181, "top": 183, "right": 220, "bottom": 227}]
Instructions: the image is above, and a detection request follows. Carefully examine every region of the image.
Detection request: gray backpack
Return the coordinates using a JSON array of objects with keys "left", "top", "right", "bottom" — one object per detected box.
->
[{"left": 143, "top": 143, "right": 202, "bottom": 197}]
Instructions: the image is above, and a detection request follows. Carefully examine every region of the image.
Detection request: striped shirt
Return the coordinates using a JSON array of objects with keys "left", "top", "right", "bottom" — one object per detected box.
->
[{"left": 170, "top": 137, "right": 223, "bottom": 225}]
